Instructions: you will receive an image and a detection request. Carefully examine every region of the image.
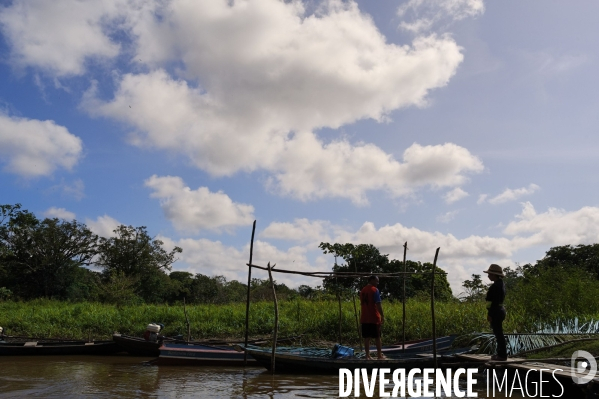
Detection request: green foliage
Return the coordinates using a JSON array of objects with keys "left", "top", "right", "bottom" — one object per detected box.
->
[
  {"left": 536, "top": 243, "right": 599, "bottom": 278},
  {"left": 319, "top": 242, "right": 452, "bottom": 301},
  {"left": 100, "top": 271, "right": 143, "bottom": 306},
  {"left": 506, "top": 266, "right": 599, "bottom": 320},
  {"left": 96, "top": 225, "right": 182, "bottom": 302},
  {"left": 0, "top": 286, "right": 12, "bottom": 301},
  {"left": 460, "top": 274, "right": 488, "bottom": 301},
  {"left": 0, "top": 298, "right": 510, "bottom": 342},
  {"left": 0, "top": 204, "right": 98, "bottom": 299}
]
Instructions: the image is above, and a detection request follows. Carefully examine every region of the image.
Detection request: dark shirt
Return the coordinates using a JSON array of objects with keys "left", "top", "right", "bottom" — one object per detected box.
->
[{"left": 485, "top": 279, "right": 506, "bottom": 314}]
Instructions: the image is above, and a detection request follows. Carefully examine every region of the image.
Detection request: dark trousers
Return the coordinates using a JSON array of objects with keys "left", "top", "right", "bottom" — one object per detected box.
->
[{"left": 490, "top": 307, "right": 507, "bottom": 358}]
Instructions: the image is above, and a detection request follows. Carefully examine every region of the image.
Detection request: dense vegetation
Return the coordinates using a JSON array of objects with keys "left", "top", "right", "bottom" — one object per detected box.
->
[
  {"left": 0, "top": 204, "right": 451, "bottom": 304},
  {"left": 2, "top": 203, "right": 599, "bottom": 341}
]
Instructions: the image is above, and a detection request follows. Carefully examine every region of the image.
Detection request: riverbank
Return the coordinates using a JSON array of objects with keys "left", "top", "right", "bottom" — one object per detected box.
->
[{"left": 1, "top": 299, "right": 597, "bottom": 345}]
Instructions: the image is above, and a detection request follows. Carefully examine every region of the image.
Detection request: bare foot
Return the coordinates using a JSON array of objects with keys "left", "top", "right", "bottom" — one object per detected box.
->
[
  {"left": 365, "top": 356, "right": 373, "bottom": 360},
  {"left": 378, "top": 354, "right": 388, "bottom": 360}
]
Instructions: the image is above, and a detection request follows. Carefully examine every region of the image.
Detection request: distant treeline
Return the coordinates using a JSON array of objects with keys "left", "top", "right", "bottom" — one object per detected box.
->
[
  {"left": 2, "top": 203, "right": 599, "bottom": 317},
  {"left": 0, "top": 204, "right": 452, "bottom": 304}
]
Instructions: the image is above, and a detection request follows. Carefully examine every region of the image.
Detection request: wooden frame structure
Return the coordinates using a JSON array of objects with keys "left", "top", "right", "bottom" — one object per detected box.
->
[{"left": 242, "top": 221, "right": 443, "bottom": 373}]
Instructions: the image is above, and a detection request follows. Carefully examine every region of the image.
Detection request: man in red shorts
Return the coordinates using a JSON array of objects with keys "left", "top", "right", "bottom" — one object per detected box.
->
[{"left": 360, "top": 275, "right": 385, "bottom": 360}]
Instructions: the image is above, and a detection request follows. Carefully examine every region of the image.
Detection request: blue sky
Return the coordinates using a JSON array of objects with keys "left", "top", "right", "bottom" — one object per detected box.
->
[{"left": 1, "top": 0, "right": 598, "bottom": 294}]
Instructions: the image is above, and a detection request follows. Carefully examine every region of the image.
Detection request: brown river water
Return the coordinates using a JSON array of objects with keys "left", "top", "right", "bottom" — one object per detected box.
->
[{"left": 0, "top": 355, "right": 529, "bottom": 398}]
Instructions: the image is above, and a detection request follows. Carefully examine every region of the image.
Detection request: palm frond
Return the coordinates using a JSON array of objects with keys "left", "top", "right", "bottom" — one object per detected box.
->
[{"left": 459, "top": 318, "right": 599, "bottom": 356}]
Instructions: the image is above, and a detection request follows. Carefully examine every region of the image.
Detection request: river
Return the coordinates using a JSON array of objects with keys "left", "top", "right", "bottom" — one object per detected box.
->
[{"left": 0, "top": 355, "right": 527, "bottom": 398}]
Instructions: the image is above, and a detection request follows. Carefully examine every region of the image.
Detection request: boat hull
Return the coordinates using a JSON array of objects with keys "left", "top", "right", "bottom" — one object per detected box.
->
[
  {"left": 244, "top": 348, "right": 436, "bottom": 374},
  {"left": 112, "top": 334, "right": 161, "bottom": 356},
  {"left": 154, "top": 343, "right": 258, "bottom": 366},
  {"left": 0, "top": 340, "right": 121, "bottom": 356}
]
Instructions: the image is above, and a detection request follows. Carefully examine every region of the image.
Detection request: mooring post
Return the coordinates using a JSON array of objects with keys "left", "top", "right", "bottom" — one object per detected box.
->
[
  {"left": 352, "top": 258, "right": 363, "bottom": 351},
  {"left": 402, "top": 241, "right": 408, "bottom": 354},
  {"left": 431, "top": 247, "right": 440, "bottom": 369},
  {"left": 267, "top": 262, "right": 279, "bottom": 374},
  {"left": 243, "top": 220, "right": 256, "bottom": 366},
  {"left": 183, "top": 297, "right": 191, "bottom": 342}
]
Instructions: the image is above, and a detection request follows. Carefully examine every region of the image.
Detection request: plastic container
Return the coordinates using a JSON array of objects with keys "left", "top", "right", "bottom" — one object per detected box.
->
[
  {"left": 331, "top": 344, "right": 354, "bottom": 359},
  {"left": 146, "top": 324, "right": 161, "bottom": 333}
]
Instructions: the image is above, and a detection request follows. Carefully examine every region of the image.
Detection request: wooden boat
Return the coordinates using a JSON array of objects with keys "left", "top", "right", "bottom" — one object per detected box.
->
[
  {"left": 152, "top": 342, "right": 258, "bottom": 366},
  {"left": 112, "top": 333, "right": 163, "bottom": 356},
  {"left": 242, "top": 346, "right": 437, "bottom": 374},
  {"left": 0, "top": 340, "right": 121, "bottom": 356},
  {"left": 376, "top": 335, "right": 458, "bottom": 358},
  {"left": 113, "top": 333, "right": 304, "bottom": 357}
]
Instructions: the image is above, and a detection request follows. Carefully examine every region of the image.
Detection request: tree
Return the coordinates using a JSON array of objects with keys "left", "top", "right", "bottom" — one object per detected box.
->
[
  {"left": 319, "top": 242, "right": 389, "bottom": 291},
  {"left": 460, "top": 274, "right": 488, "bottom": 301},
  {"left": 0, "top": 204, "right": 99, "bottom": 298},
  {"left": 95, "top": 225, "right": 182, "bottom": 302},
  {"left": 319, "top": 242, "right": 452, "bottom": 301},
  {"left": 535, "top": 244, "right": 599, "bottom": 279}
]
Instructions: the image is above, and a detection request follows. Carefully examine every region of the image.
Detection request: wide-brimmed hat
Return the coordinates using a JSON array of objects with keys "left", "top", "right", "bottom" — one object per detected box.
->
[{"left": 484, "top": 264, "right": 505, "bottom": 277}]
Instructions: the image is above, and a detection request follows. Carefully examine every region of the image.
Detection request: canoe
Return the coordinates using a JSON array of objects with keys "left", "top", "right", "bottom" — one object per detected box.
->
[
  {"left": 242, "top": 346, "right": 437, "bottom": 374},
  {"left": 112, "top": 334, "right": 162, "bottom": 356},
  {"left": 375, "top": 335, "right": 458, "bottom": 358},
  {"left": 153, "top": 342, "right": 258, "bottom": 366},
  {"left": 0, "top": 340, "right": 121, "bottom": 356}
]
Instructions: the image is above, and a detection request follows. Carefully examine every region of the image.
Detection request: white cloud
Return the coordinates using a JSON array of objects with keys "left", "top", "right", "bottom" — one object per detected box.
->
[
  {"left": 0, "top": 0, "right": 125, "bottom": 76},
  {"left": 160, "top": 236, "right": 327, "bottom": 288},
  {"left": 268, "top": 138, "right": 483, "bottom": 204},
  {"left": 168, "top": 201, "right": 599, "bottom": 292},
  {"left": 506, "top": 202, "right": 599, "bottom": 248},
  {"left": 398, "top": 0, "right": 485, "bottom": 33},
  {"left": 74, "top": 0, "right": 467, "bottom": 203},
  {"left": 47, "top": 179, "right": 86, "bottom": 201},
  {"left": 443, "top": 187, "right": 469, "bottom": 204},
  {"left": 477, "top": 194, "right": 487, "bottom": 205},
  {"left": 261, "top": 217, "right": 513, "bottom": 291},
  {"left": 486, "top": 183, "right": 540, "bottom": 205},
  {"left": 261, "top": 218, "right": 342, "bottom": 244},
  {"left": 437, "top": 210, "right": 460, "bottom": 223},
  {"left": 43, "top": 207, "right": 76, "bottom": 220},
  {"left": 0, "top": 114, "right": 82, "bottom": 178},
  {"left": 145, "top": 175, "right": 254, "bottom": 233},
  {"left": 86, "top": 215, "right": 122, "bottom": 238}
]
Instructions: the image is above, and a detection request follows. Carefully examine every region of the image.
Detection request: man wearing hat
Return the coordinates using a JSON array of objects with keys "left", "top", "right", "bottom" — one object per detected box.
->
[{"left": 484, "top": 264, "right": 507, "bottom": 361}]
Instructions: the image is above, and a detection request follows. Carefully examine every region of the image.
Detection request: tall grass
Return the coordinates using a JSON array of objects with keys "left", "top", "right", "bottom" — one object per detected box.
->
[{"left": 2, "top": 299, "right": 599, "bottom": 344}]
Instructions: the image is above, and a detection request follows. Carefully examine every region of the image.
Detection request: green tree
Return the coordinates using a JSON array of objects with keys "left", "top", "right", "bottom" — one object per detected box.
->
[
  {"left": 319, "top": 242, "right": 452, "bottom": 301},
  {"left": 0, "top": 204, "right": 98, "bottom": 299},
  {"left": 535, "top": 244, "right": 599, "bottom": 279},
  {"left": 460, "top": 274, "right": 488, "bottom": 301},
  {"left": 95, "top": 225, "right": 182, "bottom": 302},
  {"left": 319, "top": 242, "right": 389, "bottom": 291}
]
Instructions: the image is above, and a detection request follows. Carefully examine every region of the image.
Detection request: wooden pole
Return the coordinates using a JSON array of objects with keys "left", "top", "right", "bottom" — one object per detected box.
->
[
  {"left": 353, "top": 258, "right": 363, "bottom": 351},
  {"left": 352, "top": 291, "right": 363, "bottom": 352},
  {"left": 183, "top": 297, "right": 191, "bottom": 342},
  {"left": 335, "top": 268, "right": 342, "bottom": 343},
  {"left": 246, "top": 263, "right": 417, "bottom": 277},
  {"left": 402, "top": 241, "right": 408, "bottom": 354},
  {"left": 267, "top": 262, "right": 279, "bottom": 374},
  {"left": 243, "top": 220, "right": 256, "bottom": 366},
  {"left": 431, "top": 247, "right": 440, "bottom": 369},
  {"left": 337, "top": 292, "right": 342, "bottom": 343}
]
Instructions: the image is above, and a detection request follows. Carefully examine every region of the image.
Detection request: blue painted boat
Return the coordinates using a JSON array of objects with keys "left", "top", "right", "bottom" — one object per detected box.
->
[{"left": 242, "top": 346, "right": 437, "bottom": 374}]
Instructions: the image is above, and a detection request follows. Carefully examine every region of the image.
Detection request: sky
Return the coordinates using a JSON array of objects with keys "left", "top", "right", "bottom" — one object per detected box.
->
[{"left": 1, "top": 0, "right": 598, "bottom": 295}]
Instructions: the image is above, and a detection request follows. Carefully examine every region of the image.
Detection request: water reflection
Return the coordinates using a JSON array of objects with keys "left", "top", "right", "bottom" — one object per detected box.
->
[{"left": 0, "top": 356, "right": 525, "bottom": 398}]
